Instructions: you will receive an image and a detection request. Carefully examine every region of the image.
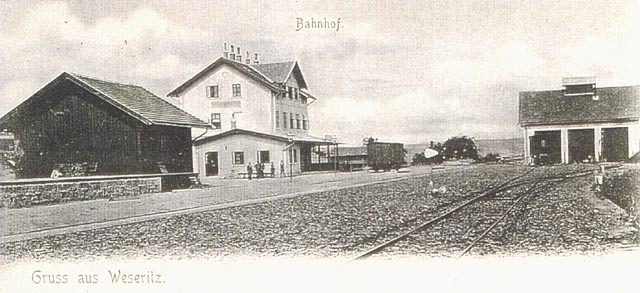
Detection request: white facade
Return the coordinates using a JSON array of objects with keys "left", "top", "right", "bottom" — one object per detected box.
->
[
  {"left": 171, "top": 63, "right": 274, "bottom": 134},
  {"left": 168, "top": 58, "right": 317, "bottom": 178},
  {"left": 194, "top": 132, "right": 302, "bottom": 179}
]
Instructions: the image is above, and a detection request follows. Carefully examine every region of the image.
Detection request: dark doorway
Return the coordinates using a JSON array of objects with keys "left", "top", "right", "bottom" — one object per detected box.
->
[
  {"left": 601, "top": 127, "right": 628, "bottom": 162},
  {"left": 205, "top": 152, "right": 218, "bottom": 176},
  {"left": 568, "top": 129, "right": 594, "bottom": 163},
  {"left": 530, "top": 130, "right": 561, "bottom": 164}
]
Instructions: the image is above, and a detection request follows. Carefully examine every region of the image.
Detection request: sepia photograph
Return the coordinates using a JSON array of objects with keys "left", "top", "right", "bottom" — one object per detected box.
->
[{"left": 0, "top": 0, "right": 639, "bottom": 292}]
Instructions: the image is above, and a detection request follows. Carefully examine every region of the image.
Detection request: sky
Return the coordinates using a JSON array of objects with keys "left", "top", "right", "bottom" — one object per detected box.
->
[{"left": 1, "top": 0, "right": 639, "bottom": 145}]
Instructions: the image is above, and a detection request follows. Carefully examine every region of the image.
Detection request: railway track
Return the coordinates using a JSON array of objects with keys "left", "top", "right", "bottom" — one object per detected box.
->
[{"left": 353, "top": 165, "right": 621, "bottom": 260}]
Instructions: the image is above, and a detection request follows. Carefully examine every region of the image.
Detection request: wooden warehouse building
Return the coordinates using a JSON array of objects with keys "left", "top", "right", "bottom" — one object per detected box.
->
[
  {"left": 0, "top": 72, "right": 209, "bottom": 179},
  {"left": 520, "top": 77, "right": 640, "bottom": 165}
]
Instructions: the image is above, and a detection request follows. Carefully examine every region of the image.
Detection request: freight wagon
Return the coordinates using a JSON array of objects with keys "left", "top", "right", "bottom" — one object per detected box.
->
[{"left": 367, "top": 142, "right": 405, "bottom": 171}]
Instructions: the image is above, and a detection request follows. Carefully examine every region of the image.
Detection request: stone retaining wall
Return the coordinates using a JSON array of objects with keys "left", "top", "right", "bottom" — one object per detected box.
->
[{"left": 0, "top": 177, "right": 161, "bottom": 208}]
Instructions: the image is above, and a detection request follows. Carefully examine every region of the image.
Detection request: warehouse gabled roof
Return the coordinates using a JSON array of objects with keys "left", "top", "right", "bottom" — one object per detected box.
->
[
  {"left": 519, "top": 85, "right": 640, "bottom": 126},
  {"left": 0, "top": 72, "right": 210, "bottom": 128},
  {"left": 167, "top": 58, "right": 310, "bottom": 97}
]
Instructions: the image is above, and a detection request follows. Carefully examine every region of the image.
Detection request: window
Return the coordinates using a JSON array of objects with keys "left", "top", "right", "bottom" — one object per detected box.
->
[
  {"left": 288, "top": 87, "right": 293, "bottom": 99},
  {"left": 207, "top": 85, "right": 219, "bottom": 98},
  {"left": 258, "top": 150, "right": 270, "bottom": 164},
  {"left": 233, "top": 152, "right": 244, "bottom": 165},
  {"left": 210, "top": 113, "right": 221, "bottom": 129},
  {"left": 288, "top": 149, "right": 293, "bottom": 162},
  {"left": 283, "top": 112, "right": 288, "bottom": 129},
  {"left": 301, "top": 96, "right": 307, "bottom": 104},
  {"left": 302, "top": 115, "right": 307, "bottom": 130},
  {"left": 290, "top": 115, "right": 294, "bottom": 130},
  {"left": 296, "top": 114, "right": 300, "bottom": 129},
  {"left": 294, "top": 88, "right": 298, "bottom": 100},
  {"left": 232, "top": 84, "right": 241, "bottom": 97},
  {"left": 276, "top": 111, "right": 280, "bottom": 129}
]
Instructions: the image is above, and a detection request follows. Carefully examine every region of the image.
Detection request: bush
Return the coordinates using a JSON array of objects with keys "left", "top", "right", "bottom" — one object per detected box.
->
[{"left": 601, "top": 169, "right": 640, "bottom": 218}]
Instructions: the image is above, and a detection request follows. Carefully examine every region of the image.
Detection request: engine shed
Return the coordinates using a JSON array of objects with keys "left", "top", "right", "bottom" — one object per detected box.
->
[{"left": 519, "top": 77, "right": 640, "bottom": 165}]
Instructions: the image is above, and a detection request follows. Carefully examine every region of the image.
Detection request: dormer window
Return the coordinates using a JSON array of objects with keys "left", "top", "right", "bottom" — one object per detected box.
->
[
  {"left": 207, "top": 85, "right": 219, "bottom": 98},
  {"left": 562, "top": 77, "right": 596, "bottom": 97}
]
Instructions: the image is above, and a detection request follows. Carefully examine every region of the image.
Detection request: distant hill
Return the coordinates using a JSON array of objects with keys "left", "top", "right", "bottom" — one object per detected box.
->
[
  {"left": 404, "top": 138, "right": 522, "bottom": 163},
  {"left": 475, "top": 138, "right": 522, "bottom": 157}
]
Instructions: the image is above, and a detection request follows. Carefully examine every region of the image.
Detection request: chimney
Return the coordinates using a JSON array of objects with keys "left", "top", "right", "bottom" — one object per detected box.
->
[
  {"left": 254, "top": 52, "right": 259, "bottom": 65},
  {"left": 245, "top": 50, "right": 251, "bottom": 64},
  {"left": 223, "top": 42, "right": 229, "bottom": 59}
]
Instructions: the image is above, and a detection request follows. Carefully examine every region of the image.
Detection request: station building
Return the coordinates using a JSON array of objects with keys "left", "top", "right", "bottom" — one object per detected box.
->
[
  {"left": 519, "top": 77, "right": 640, "bottom": 164},
  {"left": 167, "top": 47, "right": 338, "bottom": 179}
]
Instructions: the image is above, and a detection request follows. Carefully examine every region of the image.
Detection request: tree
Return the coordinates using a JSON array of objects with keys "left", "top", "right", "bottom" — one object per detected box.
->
[{"left": 442, "top": 136, "right": 478, "bottom": 160}]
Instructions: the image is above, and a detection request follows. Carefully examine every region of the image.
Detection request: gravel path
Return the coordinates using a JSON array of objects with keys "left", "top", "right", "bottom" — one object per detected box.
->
[{"left": 1, "top": 164, "right": 635, "bottom": 262}]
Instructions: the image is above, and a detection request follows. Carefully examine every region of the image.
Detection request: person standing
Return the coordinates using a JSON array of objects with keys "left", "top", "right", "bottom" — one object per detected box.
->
[
  {"left": 270, "top": 162, "right": 275, "bottom": 178},
  {"left": 247, "top": 163, "right": 253, "bottom": 180},
  {"left": 254, "top": 162, "right": 260, "bottom": 179},
  {"left": 280, "top": 160, "right": 285, "bottom": 177}
]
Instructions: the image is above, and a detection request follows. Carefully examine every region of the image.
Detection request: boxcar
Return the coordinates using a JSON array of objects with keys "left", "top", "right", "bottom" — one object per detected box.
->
[{"left": 367, "top": 142, "right": 405, "bottom": 171}]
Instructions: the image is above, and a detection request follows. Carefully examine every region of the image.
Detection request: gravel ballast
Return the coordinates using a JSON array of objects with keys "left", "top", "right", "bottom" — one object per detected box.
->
[{"left": 1, "top": 164, "right": 636, "bottom": 262}]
